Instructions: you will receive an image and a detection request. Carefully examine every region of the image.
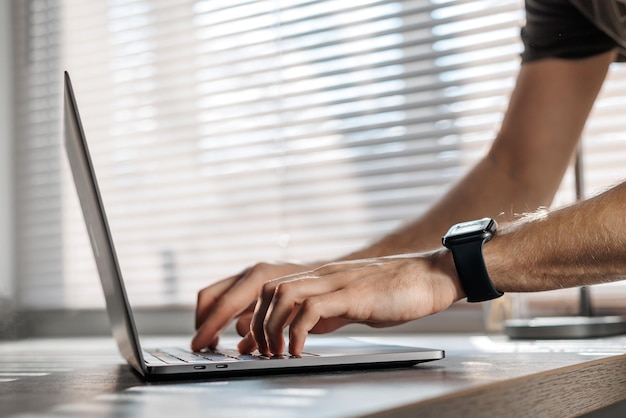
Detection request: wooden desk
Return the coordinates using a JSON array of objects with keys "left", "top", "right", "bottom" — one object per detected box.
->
[{"left": 1, "top": 335, "right": 625, "bottom": 417}]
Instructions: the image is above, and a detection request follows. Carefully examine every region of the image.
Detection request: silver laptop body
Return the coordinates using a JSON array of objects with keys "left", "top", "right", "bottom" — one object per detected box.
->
[{"left": 63, "top": 71, "right": 444, "bottom": 379}]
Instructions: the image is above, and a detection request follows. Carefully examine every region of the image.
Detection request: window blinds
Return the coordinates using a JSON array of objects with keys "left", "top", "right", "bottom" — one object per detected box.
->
[{"left": 13, "top": 0, "right": 626, "bottom": 310}]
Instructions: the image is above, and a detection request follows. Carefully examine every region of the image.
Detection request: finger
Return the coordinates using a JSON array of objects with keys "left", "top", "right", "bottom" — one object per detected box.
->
[
  {"left": 263, "top": 278, "right": 340, "bottom": 355},
  {"left": 288, "top": 290, "right": 350, "bottom": 356},
  {"left": 196, "top": 263, "right": 313, "bottom": 334},
  {"left": 195, "top": 272, "right": 244, "bottom": 330},
  {"left": 192, "top": 272, "right": 260, "bottom": 351},
  {"left": 192, "top": 298, "right": 249, "bottom": 351},
  {"left": 200, "top": 315, "right": 252, "bottom": 354},
  {"left": 250, "top": 274, "right": 320, "bottom": 355},
  {"left": 209, "top": 336, "right": 219, "bottom": 350},
  {"left": 195, "top": 263, "right": 313, "bottom": 352},
  {"left": 236, "top": 332, "right": 257, "bottom": 354},
  {"left": 250, "top": 282, "right": 280, "bottom": 356},
  {"left": 235, "top": 306, "right": 254, "bottom": 337},
  {"left": 262, "top": 283, "right": 297, "bottom": 356}
]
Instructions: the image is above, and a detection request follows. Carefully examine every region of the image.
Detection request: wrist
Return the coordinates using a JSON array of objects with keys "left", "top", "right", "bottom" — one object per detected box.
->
[
  {"left": 431, "top": 248, "right": 466, "bottom": 302},
  {"left": 442, "top": 218, "right": 503, "bottom": 302},
  {"left": 481, "top": 229, "right": 517, "bottom": 293}
]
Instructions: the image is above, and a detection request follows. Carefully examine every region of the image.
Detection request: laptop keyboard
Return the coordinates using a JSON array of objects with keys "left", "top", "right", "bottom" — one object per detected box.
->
[{"left": 144, "top": 347, "right": 315, "bottom": 365}]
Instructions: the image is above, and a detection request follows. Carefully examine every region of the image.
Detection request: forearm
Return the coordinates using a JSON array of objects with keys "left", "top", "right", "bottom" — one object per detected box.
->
[
  {"left": 341, "top": 152, "right": 563, "bottom": 259},
  {"left": 486, "top": 181, "right": 626, "bottom": 293},
  {"left": 341, "top": 53, "right": 614, "bottom": 261}
]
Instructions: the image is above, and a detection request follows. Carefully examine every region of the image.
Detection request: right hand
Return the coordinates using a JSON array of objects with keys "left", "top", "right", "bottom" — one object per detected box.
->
[{"left": 191, "top": 261, "right": 316, "bottom": 352}]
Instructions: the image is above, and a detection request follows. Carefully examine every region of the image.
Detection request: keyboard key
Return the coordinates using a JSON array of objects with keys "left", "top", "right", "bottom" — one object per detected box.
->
[{"left": 145, "top": 350, "right": 187, "bottom": 364}]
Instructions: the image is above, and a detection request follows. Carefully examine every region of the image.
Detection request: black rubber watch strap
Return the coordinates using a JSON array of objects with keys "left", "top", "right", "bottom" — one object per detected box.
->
[{"left": 449, "top": 240, "right": 503, "bottom": 303}]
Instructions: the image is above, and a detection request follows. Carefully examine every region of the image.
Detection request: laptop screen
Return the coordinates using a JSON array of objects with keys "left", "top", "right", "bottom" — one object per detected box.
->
[{"left": 63, "top": 71, "right": 146, "bottom": 374}]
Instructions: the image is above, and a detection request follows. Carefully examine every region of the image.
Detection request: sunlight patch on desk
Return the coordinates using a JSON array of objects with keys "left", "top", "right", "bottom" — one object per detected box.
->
[
  {"left": 240, "top": 396, "right": 316, "bottom": 408},
  {"left": 264, "top": 388, "right": 327, "bottom": 397},
  {"left": 0, "top": 372, "right": 49, "bottom": 377},
  {"left": 0, "top": 367, "right": 74, "bottom": 373},
  {"left": 577, "top": 352, "right": 626, "bottom": 357},
  {"left": 469, "top": 335, "right": 626, "bottom": 354}
]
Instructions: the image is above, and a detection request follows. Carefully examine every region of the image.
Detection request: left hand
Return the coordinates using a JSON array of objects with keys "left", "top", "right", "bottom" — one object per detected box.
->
[{"left": 237, "top": 250, "right": 464, "bottom": 356}]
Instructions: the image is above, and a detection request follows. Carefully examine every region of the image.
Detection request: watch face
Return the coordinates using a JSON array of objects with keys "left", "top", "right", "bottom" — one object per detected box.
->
[
  {"left": 442, "top": 217, "right": 496, "bottom": 246},
  {"left": 449, "top": 218, "right": 492, "bottom": 235}
]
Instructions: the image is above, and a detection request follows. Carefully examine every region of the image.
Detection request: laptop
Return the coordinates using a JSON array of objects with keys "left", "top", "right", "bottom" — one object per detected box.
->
[{"left": 63, "top": 71, "right": 444, "bottom": 379}]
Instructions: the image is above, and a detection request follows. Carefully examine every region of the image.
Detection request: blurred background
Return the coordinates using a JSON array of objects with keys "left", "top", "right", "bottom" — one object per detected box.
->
[{"left": 3, "top": 0, "right": 626, "bottom": 338}]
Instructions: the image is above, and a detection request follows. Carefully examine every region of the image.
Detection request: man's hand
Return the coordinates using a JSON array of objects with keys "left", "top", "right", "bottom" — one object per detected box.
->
[
  {"left": 192, "top": 262, "right": 315, "bottom": 352},
  {"left": 237, "top": 251, "right": 464, "bottom": 356}
]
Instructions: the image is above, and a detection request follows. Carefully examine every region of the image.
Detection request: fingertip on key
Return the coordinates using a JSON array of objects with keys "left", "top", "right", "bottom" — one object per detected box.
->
[{"left": 237, "top": 332, "right": 256, "bottom": 354}]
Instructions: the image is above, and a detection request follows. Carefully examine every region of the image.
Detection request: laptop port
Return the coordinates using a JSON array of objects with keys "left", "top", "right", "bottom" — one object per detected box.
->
[
  {"left": 216, "top": 364, "right": 228, "bottom": 369},
  {"left": 193, "top": 365, "right": 206, "bottom": 370}
]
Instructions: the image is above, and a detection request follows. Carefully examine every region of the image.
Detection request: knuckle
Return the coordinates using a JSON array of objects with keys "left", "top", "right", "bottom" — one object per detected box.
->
[
  {"left": 249, "top": 262, "right": 272, "bottom": 275},
  {"left": 196, "top": 287, "right": 209, "bottom": 301},
  {"left": 314, "top": 263, "right": 333, "bottom": 275},
  {"left": 315, "top": 261, "right": 343, "bottom": 276},
  {"left": 301, "top": 297, "right": 321, "bottom": 314},
  {"left": 288, "top": 319, "right": 308, "bottom": 337},
  {"left": 260, "top": 281, "right": 277, "bottom": 299},
  {"left": 273, "top": 281, "right": 294, "bottom": 300},
  {"left": 250, "top": 262, "right": 266, "bottom": 272},
  {"left": 196, "top": 288, "right": 216, "bottom": 309}
]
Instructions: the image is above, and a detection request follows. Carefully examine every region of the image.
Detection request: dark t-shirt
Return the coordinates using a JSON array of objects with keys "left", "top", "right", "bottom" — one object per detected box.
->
[{"left": 522, "top": 0, "right": 626, "bottom": 62}]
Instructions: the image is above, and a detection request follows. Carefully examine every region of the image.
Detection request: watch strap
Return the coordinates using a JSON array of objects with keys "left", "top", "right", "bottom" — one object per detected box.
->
[{"left": 449, "top": 240, "right": 503, "bottom": 303}]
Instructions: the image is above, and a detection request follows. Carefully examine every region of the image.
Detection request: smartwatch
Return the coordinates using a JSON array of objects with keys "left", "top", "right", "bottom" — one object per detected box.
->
[{"left": 442, "top": 218, "right": 503, "bottom": 302}]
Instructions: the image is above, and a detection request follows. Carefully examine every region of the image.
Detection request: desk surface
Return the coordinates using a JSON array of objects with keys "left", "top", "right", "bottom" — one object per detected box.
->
[{"left": 1, "top": 334, "right": 626, "bottom": 418}]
